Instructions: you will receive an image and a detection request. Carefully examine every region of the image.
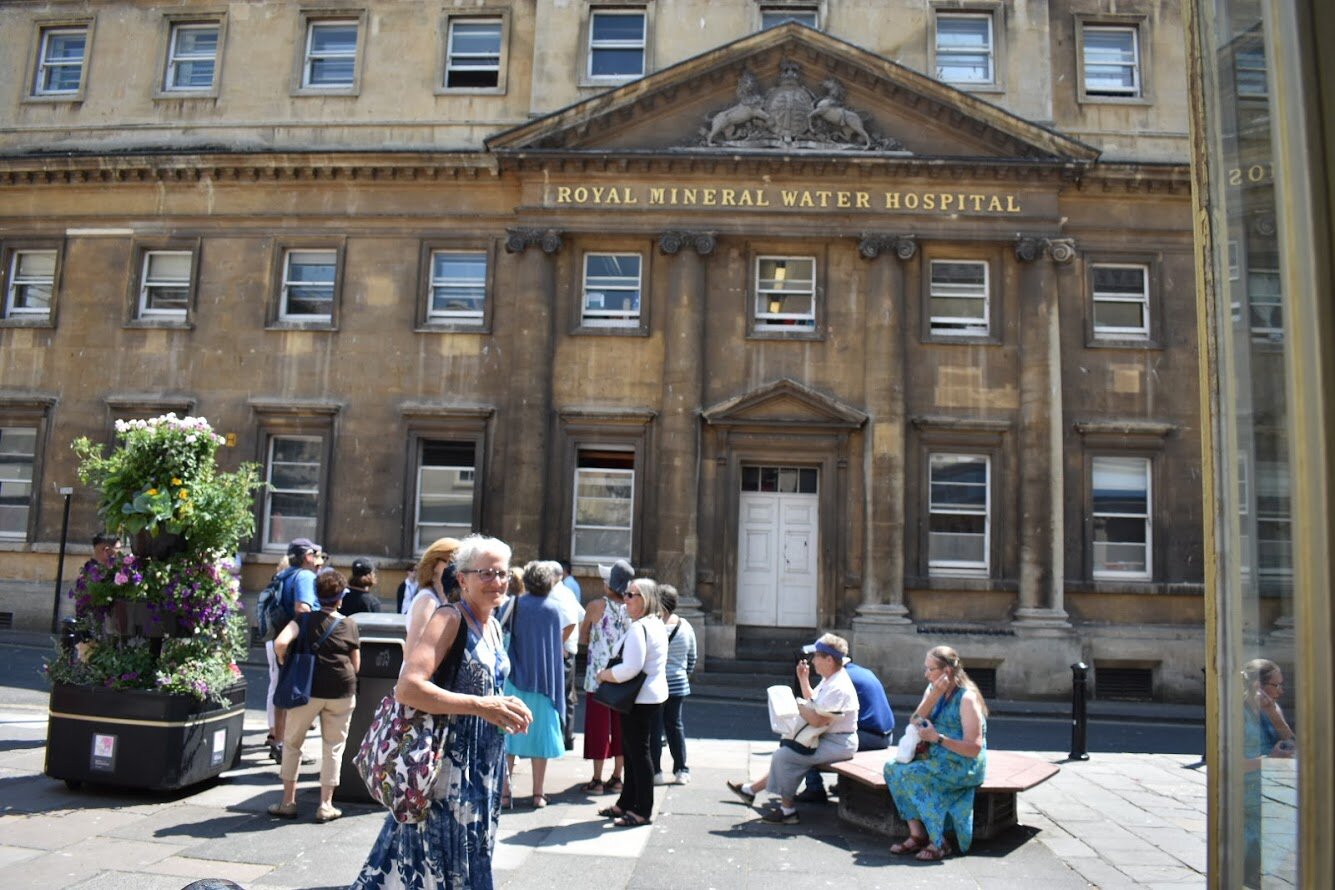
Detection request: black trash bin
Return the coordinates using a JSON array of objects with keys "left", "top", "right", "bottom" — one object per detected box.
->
[{"left": 335, "top": 611, "right": 407, "bottom": 803}]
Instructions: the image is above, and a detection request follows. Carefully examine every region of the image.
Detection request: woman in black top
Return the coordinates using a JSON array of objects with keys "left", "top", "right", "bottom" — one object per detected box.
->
[{"left": 270, "top": 570, "right": 361, "bottom": 823}]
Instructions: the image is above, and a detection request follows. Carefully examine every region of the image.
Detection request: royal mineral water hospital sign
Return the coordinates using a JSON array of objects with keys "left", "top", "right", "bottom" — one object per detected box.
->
[{"left": 549, "top": 184, "right": 1024, "bottom": 214}]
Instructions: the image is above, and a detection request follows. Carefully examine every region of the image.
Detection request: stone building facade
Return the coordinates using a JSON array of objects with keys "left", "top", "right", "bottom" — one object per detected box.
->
[{"left": 0, "top": 1, "right": 1207, "bottom": 700}]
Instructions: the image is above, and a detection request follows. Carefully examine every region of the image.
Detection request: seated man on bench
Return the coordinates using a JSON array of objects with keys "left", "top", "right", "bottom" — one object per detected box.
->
[{"left": 796, "top": 649, "right": 895, "bottom": 804}]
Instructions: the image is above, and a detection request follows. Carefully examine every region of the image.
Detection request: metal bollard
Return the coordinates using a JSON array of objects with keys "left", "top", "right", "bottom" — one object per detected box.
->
[
  {"left": 1069, "top": 662, "right": 1091, "bottom": 761},
  {"left": 58, "top": 617, "right": 80, "bottom": 655}
]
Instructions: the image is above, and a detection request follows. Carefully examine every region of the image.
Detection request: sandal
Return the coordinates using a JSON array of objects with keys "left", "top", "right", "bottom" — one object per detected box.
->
[
  {"left": 597, "top": 805, "right": 625, "bottom": 818},
  {"left": 532, "top": 795, "right": 548, "bottom": 809},
  {"left": 605, "top": 776, "right": 623, "bottom": 792},
  {"left": 890, "top": 835, "right": 928, "bottom": 855},
  {"left": 611, "top": 812, "right": 650, "bottom": 828},
  {"left": 915, "top": 842, "right": 950, "bottom": 861},
  {"left": 581, "top": 779, "right": 606, "bottom": 794}
]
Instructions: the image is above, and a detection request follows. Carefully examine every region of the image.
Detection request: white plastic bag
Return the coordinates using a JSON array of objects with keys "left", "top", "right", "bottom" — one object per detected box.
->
[
  {"left": 894, "top": 720, "right": 921, "bottom": 764},
  {"left": 767, "top": 685, "right": 803, "bottom": 736}
]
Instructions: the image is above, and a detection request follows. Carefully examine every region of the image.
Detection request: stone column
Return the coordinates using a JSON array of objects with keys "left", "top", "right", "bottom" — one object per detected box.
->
[
  {"left": 656, "top": 231, "right": 715, "bottom": 630},
  {"left": 1012, "top": 236, "right": 1074, "bottom": 630},
  {"left": 853, "top": 234, "right": 916, "bottom": 627},
  {"left": 502, "top": 228, "right": 562, "bottom": 558}
]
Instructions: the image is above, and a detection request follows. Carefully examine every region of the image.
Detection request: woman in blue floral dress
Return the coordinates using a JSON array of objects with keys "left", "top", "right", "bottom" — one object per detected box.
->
[
  {"left": 883, "top": 645, "right": 988, "bottom": 861},
  {"left": 352, "top": 535, "right": 533, "bottom": 890}
]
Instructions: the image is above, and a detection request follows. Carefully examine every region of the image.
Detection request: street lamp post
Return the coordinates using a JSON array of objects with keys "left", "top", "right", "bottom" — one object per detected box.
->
[{"left": 50, "top": 486, "right": 74, "bottom": 635}]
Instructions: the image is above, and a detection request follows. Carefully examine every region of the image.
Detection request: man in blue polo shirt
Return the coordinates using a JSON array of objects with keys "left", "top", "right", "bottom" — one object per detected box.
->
[
  {"left": 795, "top": 651, "right": 895, "bottom": 804},
  {"left": 264, "top": 538, "right": 321, "bottom": 763}
]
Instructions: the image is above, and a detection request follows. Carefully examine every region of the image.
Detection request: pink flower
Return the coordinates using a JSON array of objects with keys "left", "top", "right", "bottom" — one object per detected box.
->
[{"left": 114, "top": 572, "right": 129, "bottom": 585}]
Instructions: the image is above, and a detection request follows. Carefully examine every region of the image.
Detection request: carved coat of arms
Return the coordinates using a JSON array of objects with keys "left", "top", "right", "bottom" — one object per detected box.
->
[{"left": 699, "top": 59, "right": 905, "bottom": 152}]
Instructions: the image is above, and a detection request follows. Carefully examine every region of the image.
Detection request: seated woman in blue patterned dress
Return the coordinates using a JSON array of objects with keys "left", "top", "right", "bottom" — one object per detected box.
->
[
  {"left": 352, "top": 535, "right": 533, "bottom": 890},
  {"left": 883, "top": 645, "right": 988, "bottom": 861}
]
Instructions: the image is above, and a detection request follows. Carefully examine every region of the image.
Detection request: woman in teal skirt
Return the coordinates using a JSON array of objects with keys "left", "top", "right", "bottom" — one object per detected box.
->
[
  {"left": 501, "top": 561, "right": 575, "bottom": 807},
  {"left": 883, "top": 645, "right": 988, "bottom": 861}
]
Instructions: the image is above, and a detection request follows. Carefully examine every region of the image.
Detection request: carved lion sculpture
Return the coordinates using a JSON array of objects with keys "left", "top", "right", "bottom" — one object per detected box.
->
[{"left": 706, "top": 100, "right": 772, "bottom": 145}]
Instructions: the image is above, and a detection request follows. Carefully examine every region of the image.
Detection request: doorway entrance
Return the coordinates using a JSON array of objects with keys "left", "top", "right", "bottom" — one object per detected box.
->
[{"left": 736, "top": 466, "right": 819, "bottom": 627}]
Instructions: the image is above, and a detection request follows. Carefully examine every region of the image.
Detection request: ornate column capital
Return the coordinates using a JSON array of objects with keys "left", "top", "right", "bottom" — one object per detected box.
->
[
  {"left": 505, "top": 228, "right": 563, "bottom": 255},
  {"left": 1014, "top": 236, "right": 1077, "bottom": 264},
  {"left": 858, "top": 233, "right": 917, "bottom": 261},
  {"left": 659, "top": 231, "right": 717, "bottom": 256}
]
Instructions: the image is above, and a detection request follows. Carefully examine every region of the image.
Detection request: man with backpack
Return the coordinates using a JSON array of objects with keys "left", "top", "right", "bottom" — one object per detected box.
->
[{"left": 263, "top": 538, "right": 322, "bottom": 762}]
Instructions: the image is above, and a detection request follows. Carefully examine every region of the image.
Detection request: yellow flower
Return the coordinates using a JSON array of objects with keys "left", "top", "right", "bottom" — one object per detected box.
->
[
  {"left": 171, "top": 477, "right": 182, "bottom": 486},
  {"left": 179, "top": 489, "right": 189, "bottom": 499},
  {"left": 147, "top": 488, "right": 158, "bottom": 496}
]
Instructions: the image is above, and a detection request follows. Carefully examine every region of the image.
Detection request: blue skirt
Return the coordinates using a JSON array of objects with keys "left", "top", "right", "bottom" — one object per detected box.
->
[{"left": 503, "top": 682, "right": 565, "bottom": 759}]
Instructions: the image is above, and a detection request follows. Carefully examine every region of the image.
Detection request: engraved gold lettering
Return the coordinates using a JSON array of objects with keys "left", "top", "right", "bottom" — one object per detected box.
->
[
  {"left": 923, "top": 194, "right": 936, "bottom": 210},
  {"left": 815, "top": 191, "right": 831, "bottom": 207},
  {"left": 738, "top": 189, "right": 754, "bottom": 206},
  {"left": 799, "top": 192, "right": 815, "bottom": 207},
  {"left": 941, "top": 194, "right": 955, "bottom": 212},
  {"left": 971, "top": 195, "right": 985, "bottom": 211},
  {"left": 650, "top": 187, "right": 665, "bottom": 204},
  {"left": 702, "top": 189, "right": 717, "bottom": 206},
  {"left": 836, "top": 192, "right": 851, "bottom": 208},
  {"left": 591, "top": 187, "right": 605, "bottom": 202},
  {"left": 987, "top": 196, "right": 1003, "bottom": 212},
  {"left": 623, "top": 187, "right": 638, "bottom": 204},
  {"left": 722, "top": 189, "right": 737, "bottom": 206},
  {"left": 683, "top": 188, "right": 697, "bottom": 204},
  {"left": 1006, "top": 195, "right": 1021, "bottom": 213},
  {"left": 905, "top": 193, "right": 920, "bottom": 210},
  {"left": 573, "top": 187, "right": 589, "bottom": 203},
  {"left": 782, "top": 190, "right": 800, "bottom": 206},
  {"left": 884, "top": 192, "right": 901, "bottom": 209},
  {"left": 755, "top": 190, "right": 770, "bottom": 206},
  {"left": 856, "top": 192, "right": 870, "bottom": 209},
  {"left": 557, "top": 186, "right": 572, "bottom": 203}
]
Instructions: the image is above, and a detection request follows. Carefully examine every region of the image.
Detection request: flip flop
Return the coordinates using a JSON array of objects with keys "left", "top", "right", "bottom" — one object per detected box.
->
[
  {"left": 915, "top": 843, "right": 949, "bottom": 861},
  {"left": 581, "top": 779, "right": 606, "bottom": 794},
  {"left": 890, "top": 836, "right": 928, "bottom": 855},
  {"left": 597, "top": 805, "right": 625, "bottom": 818},
  {"left": 611, "top": 812, "right": 650, "bottom": 828}
]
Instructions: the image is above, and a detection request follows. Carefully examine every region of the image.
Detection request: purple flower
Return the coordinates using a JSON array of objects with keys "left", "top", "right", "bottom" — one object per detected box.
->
[{"left": 114, "top": 572, "right": 129, "bottom": 585}]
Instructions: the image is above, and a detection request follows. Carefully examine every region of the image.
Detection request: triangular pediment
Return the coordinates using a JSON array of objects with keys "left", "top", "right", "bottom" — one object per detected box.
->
[
  {"left": 703, "top": 378, "right": 867, "bottom": 429},
  {"left": 488, "top": 23, "right": 1098, "bottom": 164}
]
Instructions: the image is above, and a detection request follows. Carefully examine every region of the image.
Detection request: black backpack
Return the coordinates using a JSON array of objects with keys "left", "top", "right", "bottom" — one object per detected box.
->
[{"left": 256, "top": 567, "right": 298, "bottom": 642}]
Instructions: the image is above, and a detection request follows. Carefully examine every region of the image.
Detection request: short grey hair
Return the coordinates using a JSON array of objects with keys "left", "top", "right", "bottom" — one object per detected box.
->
[
  {"left": 522, "top": 560, "right": 558, "bottom": 596},
  {"left": 454, "top": 534, "right": 512, "bottom": 572},
  {"left": 629, "top": 577, "right": 660, "bottom": 617},
  {"left": 541, "top": 559, "right": 565, "bottom": 581}
]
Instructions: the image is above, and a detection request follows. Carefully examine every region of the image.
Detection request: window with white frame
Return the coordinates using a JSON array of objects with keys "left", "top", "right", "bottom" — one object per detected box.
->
[
  {"left": 928, "top": 454, "right": 990, "bottom": 576},
  {"left": 415, "top": 440, "right": 476, "bottom": 551},
  {"left": 445, "top": 18, "right": 502, "bottom": 89},
  {"left": 263, "top": 435, "right": 322, "bottom": 548},
  {"left": 755, "top": 256, "right": 816, "bottom": 331},
  {"left": 428, "top": 251, "right": 487, "bottom": 324},
  {"left": 280, "top": 249, "right": 336, "bottom": 320},
  {"left": 1256, "top": 459, "right": 1292, "bottom": 582},
  {"left": 302, "top": 19, "right": 358, "bottom": 88},
  {"left": 588, "top": 10, "right": 645, "bottom": 80},
  {"left": 164, "top": 22, "right": 220, "bottom": 91},
  {"left": 1092, "top": 264, "right": 1150, "bottom": 338},
  {"left": 138, "top": 250, "right": 192, "bottom": 318},
  {"left": 929, "top": 260, "right": 989, "bottom": 336},
  {"left": 4, "top": 250, "right": 57, "bottom": 319},
  {"left": 760, "top": 6, "right": 818, "bottom": 29},
  {"left": 573, "top": 448, "right": 634, "bottom": 562},
  {"left": 935, "top": 13, "right": 994, "bottom": 83},
  {"left": 0, "top": 427, "right": 38, "bottom": 540},
  {"left": 1247, "top": 268, "right": 1282, "bottom": 341},
  {"left": 1082, "top": 25, "right": 1141, "bottom": 97},
  {"left": 582, "top": 253, "right": 642, "bottom": 327},
  {"left": 1234, "top": 41, "right": 1267, "bottom": 98},
  {"left": 1091, "top": 456, "right": 1151, "bottom": 579},
  {"left": 33, "top": 26, "right": 88, "bottom": 96}
]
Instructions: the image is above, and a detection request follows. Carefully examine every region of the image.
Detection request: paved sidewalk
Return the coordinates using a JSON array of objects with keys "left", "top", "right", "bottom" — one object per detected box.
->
[{"left": 0, "top": 702, "right": 1208, "bottom": 889}]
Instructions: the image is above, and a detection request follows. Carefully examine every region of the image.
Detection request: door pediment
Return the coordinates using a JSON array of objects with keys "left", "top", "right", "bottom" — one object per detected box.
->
[
  {"left": 703, "top": 378, "right": 867, "bottom": 430},
  {"left": 488, "top": 23, "right": 1098, "bottom": 166}
]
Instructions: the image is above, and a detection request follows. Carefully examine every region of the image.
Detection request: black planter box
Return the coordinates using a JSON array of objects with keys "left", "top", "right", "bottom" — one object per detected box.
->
[{"left": 45, "top": 680, "right": 246, "bottom": 791}]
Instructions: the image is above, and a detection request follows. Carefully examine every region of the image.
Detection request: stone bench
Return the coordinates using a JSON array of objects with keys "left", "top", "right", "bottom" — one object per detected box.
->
[{"left": 824, "top": 749, "right": 1060, "bottom": 841}]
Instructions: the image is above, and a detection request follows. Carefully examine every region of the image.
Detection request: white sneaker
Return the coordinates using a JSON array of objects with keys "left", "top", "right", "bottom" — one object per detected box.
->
[
  {"left": 653, "top": 772, "right": 668, "bottom": 786},
  {"left": 674, "top": 770, "right": 691, "bottom": 785}
]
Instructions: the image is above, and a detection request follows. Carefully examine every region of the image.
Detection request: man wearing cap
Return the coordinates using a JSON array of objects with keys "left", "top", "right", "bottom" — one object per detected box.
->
[
  {"left": 727, "top": 632, "right": 859, "bottom": 824},
  {"left": 577, "top": 559, "right": 634, "bottom": 793},
  {"left": 264, "top": 538, "right": 322, "bottom": 762},
  {"left": 340, "top": 558, "right": 382, "bottom": 615},
  {"left": 796, "top": 653, "right": 896, "bottom": 803}
]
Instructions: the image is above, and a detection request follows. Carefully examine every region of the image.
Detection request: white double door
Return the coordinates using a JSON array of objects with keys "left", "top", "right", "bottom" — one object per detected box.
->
[{"left": 736, "top": 489, "right": 819, "bottom": 627}]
